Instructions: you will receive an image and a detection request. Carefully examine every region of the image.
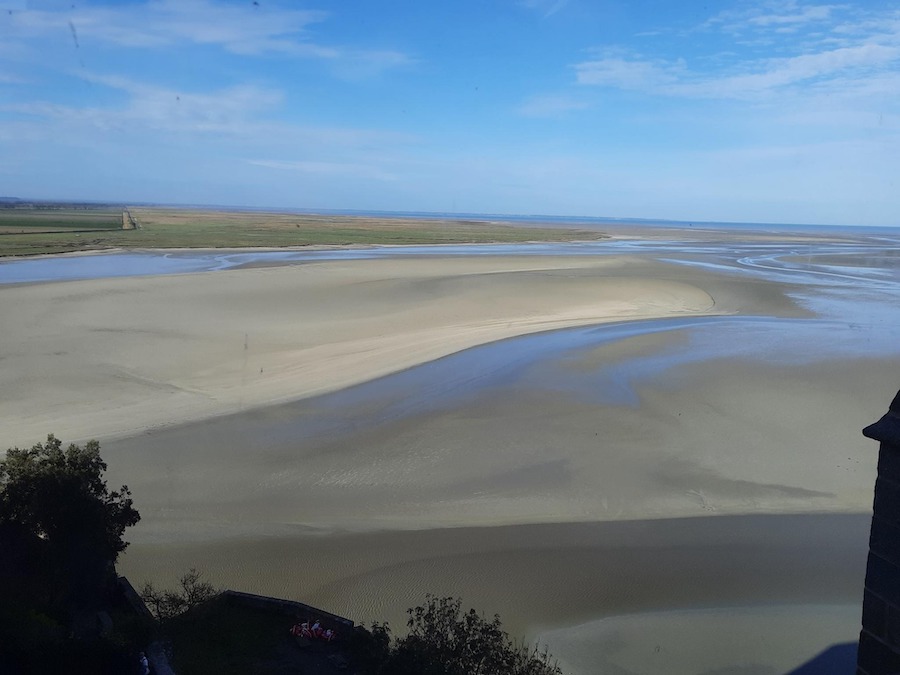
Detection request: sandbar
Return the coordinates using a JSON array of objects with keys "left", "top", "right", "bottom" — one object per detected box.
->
[{"left": 0, "top": 254, "right": 722, "bottom": 446}]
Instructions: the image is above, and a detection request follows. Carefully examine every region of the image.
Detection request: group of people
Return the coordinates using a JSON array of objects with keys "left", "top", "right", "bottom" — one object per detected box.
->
[{"left": 289, "top": 619, "right": 337, "bottom": 642}]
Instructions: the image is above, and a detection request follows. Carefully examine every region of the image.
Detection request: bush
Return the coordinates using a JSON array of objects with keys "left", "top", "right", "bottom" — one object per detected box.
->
[
  {"left": 347, "top": 621, "right": 392, "bottom": 672},
  {"left": 140, "top": 568, "right": 219, "bottom": 622},
  {"left": 354, "top": 596, "right": 562, "bottom": 675}
]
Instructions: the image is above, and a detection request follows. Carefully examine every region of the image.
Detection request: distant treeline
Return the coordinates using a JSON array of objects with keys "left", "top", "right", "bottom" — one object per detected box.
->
[{"left": 0, "top": 199, "right": 124, "bottom": 211}]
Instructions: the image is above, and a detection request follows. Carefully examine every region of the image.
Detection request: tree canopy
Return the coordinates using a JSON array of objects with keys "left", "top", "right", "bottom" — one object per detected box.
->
[
  {"left": 0, "top": 434, "right": 140, "bottom": 612},
  {"left": 351, "top": 595, "right": 562, "bottom": 675}
]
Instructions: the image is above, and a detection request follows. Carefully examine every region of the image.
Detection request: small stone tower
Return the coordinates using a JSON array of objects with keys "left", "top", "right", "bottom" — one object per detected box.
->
[{"left": 857, "top": 389, "right": 900, "bottom": 675}]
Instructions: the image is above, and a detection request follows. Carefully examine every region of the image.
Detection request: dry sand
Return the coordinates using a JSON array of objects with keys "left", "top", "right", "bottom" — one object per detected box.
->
[
  {"left": 0, "top": 255, "right": 720, "bottom": 447},
  {"left": 2, "top": 242, "right": 892, "bottom": 673}
]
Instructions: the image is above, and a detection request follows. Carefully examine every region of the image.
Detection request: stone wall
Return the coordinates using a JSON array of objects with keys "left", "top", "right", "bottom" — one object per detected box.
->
[{"left": 857, "top": 389, "right": 900, "bottom": 675}]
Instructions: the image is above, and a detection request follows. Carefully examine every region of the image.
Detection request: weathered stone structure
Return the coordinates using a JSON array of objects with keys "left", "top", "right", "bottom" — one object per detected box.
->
[{"left": 858, "top": 389, "right": 900, "bottom": 675}]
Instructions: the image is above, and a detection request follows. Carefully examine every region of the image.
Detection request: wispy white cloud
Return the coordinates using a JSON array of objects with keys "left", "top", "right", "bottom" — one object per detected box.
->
[
  {"left": 10, "top": 1, "right": 325, "bottom": 53},
  {"left": 705, "top": 2, "right": 840, "bottom": 34},
  {"left": 1, "top": 73, "right": 283, "bottom": 134},
  {"left": 832, "top": 10, "right": 900, "bottom": 40},
  {"left": 4, "top": 0, "right": 412, "bottom": 74},
  {"left": 517, "top": 93, "right": 588, "bottom": 118},
  {"left": 678, "top": 44, "right": 900, "bottom": 98},
  {"left": 575, "top": 40, "right": 900, "bottom": 100},
  {"left": 519, "top": 0, "right": 569, "bottom": 19},
  {"left": 248, "top": 159, "right": 397, "bottom": 181},
  {"left": 0, "top": 68, "right": 416, "bottom": 155},
  {"left": 574, "top": 52, "right": 683, "bottom": 90},
  {"left": 751, "top": 5, "right": 834, "bottom": 27}
]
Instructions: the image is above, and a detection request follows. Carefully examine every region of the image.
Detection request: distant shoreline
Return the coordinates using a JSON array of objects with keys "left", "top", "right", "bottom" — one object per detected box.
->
[
  {"left": 4, "top": 198, "right": 896, "bottom": 232},
  {"left": 0, "top": 206, "right": 611, "bottom": 258}
]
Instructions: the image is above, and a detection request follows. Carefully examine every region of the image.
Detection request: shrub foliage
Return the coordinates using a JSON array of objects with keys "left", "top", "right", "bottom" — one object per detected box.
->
[
  {"left": 140, "top": 568, "right": 219, "bottom": 622},
  {"left": 352, "top": 595, "right": 562, "bottom": 675}
]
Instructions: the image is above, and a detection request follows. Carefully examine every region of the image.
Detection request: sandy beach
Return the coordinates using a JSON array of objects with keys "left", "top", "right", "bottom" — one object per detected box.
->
[
  {"left": 0, "top": 254, "right": 721, "bottom": 446},
  {"left": 3, "top": 231, "right": 897, "bottom": 673}
]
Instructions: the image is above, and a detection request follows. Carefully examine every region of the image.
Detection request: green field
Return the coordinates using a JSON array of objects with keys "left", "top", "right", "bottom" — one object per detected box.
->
[
  {"left": 0, "top": 207, "right": 607, "bottom": 256},
  {"left": 0, "top": 208, "right": 123, "bottom": 231}
]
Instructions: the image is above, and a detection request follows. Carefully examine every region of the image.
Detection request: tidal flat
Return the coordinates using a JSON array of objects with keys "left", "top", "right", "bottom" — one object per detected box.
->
[{"left": 2, "top": 223, "right": 899, "bottom": 674}]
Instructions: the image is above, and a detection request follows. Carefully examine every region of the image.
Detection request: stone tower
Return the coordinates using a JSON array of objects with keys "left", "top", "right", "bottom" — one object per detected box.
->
[{"left": 857, "top": 389, "right": 900, "bottom": 675}]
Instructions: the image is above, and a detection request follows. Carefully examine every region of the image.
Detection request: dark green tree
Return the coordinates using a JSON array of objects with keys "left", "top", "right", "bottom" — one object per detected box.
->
[
  {"left": 140, "top": 568, "right": 219, "bottom": 622},
  {"left": 347, "top": 621, "right": 393, "bottom": 672},
  {"left": 0, "top": 434, "right": 140, "bottom": 612},
  {"left": 367, "top": 595, "right": 562, "bottom": 675}
]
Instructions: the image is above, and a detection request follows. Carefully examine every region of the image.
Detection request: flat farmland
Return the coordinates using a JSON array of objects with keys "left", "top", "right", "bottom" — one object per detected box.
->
[
  {"left": 0, "top": 208, "right": 125, "bottom": 255},
  {"left": 0, "top": 206, "right": 606, "bottom": 256}
]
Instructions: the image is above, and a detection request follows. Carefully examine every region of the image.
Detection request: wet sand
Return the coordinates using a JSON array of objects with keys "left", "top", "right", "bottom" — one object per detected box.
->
[
  {"left": 105, "top": 322, "right": 892, "bottom": 673},
  {"left": 3, "top": 232, "right": 897, "bottom": 673},
  {"left": 118, "top": 514, "right": 868, "bottom": 674},
  {"left": 119, "top": 514, "right": 868, "bottom": 629},
  {"left": 540, "top": 604, "right": 862, "bottom": 675},
  {"left": 104, "top": 356, "right": 890, "bottom": 536}
]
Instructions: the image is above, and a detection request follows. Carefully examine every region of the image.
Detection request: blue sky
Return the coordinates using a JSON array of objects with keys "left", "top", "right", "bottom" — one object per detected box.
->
[{"left": 1, "top": 0, "right": 898, "bottom": 226}]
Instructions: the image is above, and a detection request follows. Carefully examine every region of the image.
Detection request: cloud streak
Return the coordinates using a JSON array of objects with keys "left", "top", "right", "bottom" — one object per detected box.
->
[
  {"left": 517, "top": 93, "right": 588, "bottom": 118},
  {"left": 678, "top": 44, "right": 900, "bottom": 98},
  {"left": 11, "top": 1, "right": 325, "bottom": 53},
  {"left": 1, "top": 68, "right": 416, "bottom": 158},
  {"left": 575, "top": 54, "right": 682, "bottom": 90},
  {"left": 5, "top": 0, "right": 412, "bottom": 74},
  {"left": 1, "top": 73, "right": 283, "bottom": 135},
  {"left": 519, "top": 0, "right": 569, "bottom": 19},
  {"left": 248, "top": 159, "right": 398, "bottom": 181},
  {"left": 575, "top": 35, "right": 900, "bottom": 100},
  {"left": 705, "top": 1, "right": 839, "bottom": 33}
]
